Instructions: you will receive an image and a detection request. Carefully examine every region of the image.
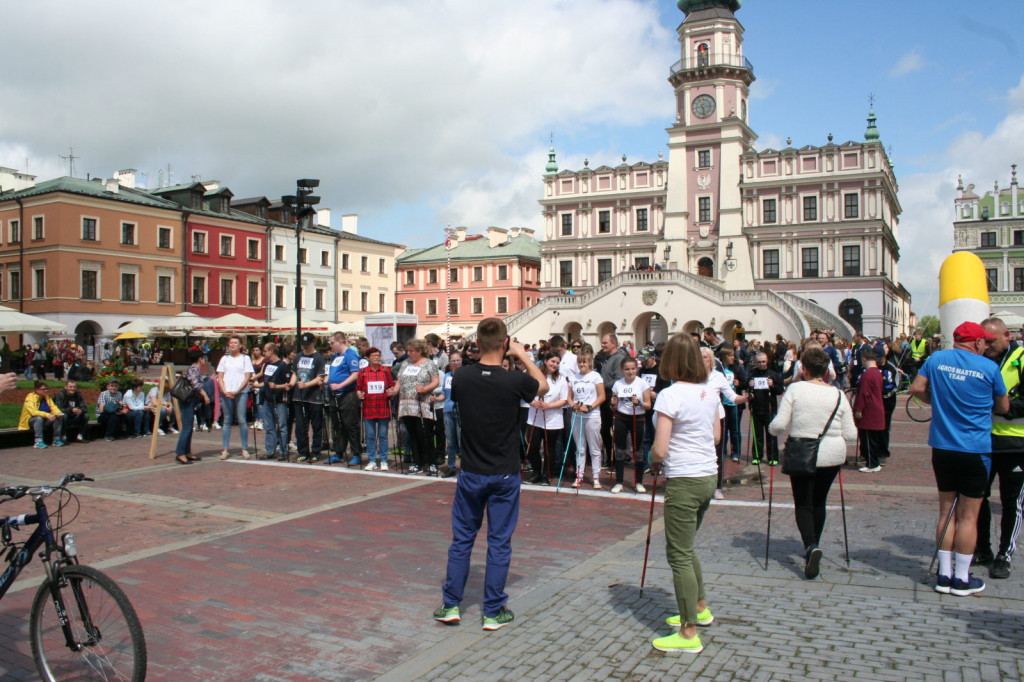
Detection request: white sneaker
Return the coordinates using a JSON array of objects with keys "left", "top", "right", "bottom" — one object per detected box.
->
[
  {"left": 636, "top": 483, "right": 647, "bottom": 494},
  {"left": 571, "top": 479, "right": 581, "bottom": 489},
  {"left": 219, "top": 450, "right": 231, "bottom": 460},
  {"left": 213, "top": 423, "right": 222, "bottom": 430},
  {"left": 611, "top": 483, "right": 623, "bottom": 494},
  {"left": 254, "top": 421, "right": 264, "bottom": 430},
  {"left": 200, "top": 425, "right": 210, "bottom": 432},
  {"left": 170, "top": 427, "right": 179, "bottom": 434},
  {"left": 858, "top": 466, "right": 881, "bottom": 473},
  {"left": 593, "top": 482, "right": 602, "bottom": 490},
  {"left": 365, "top": 462, "right": 378, "bottom": 471},
  {"left": 157, "top": 429, "right": 166, "bottom": 436},
  {"left": 713, "top": 489, "right": 725, "bottom": 500},
  {"left": 380, "top": 462, "right": 389, "bottom": 471},
  {"left": 76, "top": 433, "right": 84, "bottom": 441},
  {"left": 288, "top": 442, "right": 298, "bottom": 452},
  {"left": 240, "top": 450, "right": 251, "bottom": 460}
]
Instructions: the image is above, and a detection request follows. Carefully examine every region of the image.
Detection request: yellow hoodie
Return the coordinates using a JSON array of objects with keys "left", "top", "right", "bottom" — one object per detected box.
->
[{"left": 18, "top": 392, "right": 63, "bottom": 430}]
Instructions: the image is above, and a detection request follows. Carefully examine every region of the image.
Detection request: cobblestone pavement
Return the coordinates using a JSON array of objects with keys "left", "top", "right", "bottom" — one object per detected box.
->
[{"left": 1, "top": 409, "right": 1022, "bottom": 681}]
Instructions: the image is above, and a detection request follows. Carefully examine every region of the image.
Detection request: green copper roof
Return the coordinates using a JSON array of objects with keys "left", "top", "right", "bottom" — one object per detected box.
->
[
  {"left": 545, "top": 145, "right": 558, "bottom": 174},
  {"left": 397, "top": 233, "right": 540, "bottom": 264},
  {"left": 678, "top": 0, "right": 741, "bottom": 13},
  {"left": 0, "top": 176, "right": 181, "bottom": 209},
  {"left": 865, "top": 108, "right": 880, "bottom": 141}
]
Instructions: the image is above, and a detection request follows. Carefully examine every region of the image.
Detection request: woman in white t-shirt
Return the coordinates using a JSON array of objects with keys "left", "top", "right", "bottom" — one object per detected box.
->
[
  {"left": 570, "top": 351, "right": 605, "bottom": 489},
  {"left": 525, "top": 353, "right": 569, "bottom": 485},
  {"left": 610, "top": 356, "right": 652, "bottom": 494},
  {"left": 650, "top": 333, "right": 721, "bottom": 655}
]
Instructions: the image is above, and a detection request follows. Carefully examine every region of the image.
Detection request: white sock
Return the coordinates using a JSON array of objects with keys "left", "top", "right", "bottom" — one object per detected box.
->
[
  {"left": 938, "top": 550, "right": 953, "bottom": 578},
  {"left": 954, "top": 552, "right": 973, "bottom": 583}
]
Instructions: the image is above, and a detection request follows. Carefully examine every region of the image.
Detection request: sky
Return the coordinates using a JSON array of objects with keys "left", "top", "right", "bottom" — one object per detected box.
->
[{"left": 1, "top": 0, "right": 1022, "bottom": 317}]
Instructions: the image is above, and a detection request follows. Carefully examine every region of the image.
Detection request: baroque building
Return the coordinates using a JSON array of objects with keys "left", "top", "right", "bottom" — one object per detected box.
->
[{"left": 517, "top": 0, "right": 909, "bottom": 345}]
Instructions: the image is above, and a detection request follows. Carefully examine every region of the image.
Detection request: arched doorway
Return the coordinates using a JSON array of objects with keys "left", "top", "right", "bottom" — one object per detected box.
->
[
  {"left": 682, "top": 320, "right": 704, "bottom": 337},
  {"left": 632, "top": 312, "right": 669, "bottom": 347},
  {"left": 75, "top": 320, "right": 101, "bottom": 347},
  {"left": 839, "top": 299, "right": 863, "bottom": 333},
  {"left": 563, "top": 321, "right": 582, "bottom": 343},
  {"left": 721, "top": 319, "right": 743, "bottom": 344},
  {"left": 697, "top": 257, "right": 714, "bottom": 278},
  {"left": 596, "top": 321, "right": 617, "bottom": 342}
]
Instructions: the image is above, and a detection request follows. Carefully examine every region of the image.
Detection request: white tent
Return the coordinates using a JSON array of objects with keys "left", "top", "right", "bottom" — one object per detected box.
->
[
  {"left": 424, "top": 323, "right": 475, "bottom": 338},
  {"left": 268, "top": 312, "right": 330, "bottom": 332},
  {"left": 992, "top": 310, "right": 1024, "bottom": 329},
  {"left": 195, "top": 313, "right": 268, "bottom": 334},
  {"left": 0, "top": 306, "right": 66, "bottom": 334},
  {"left": 113, "top": 318, "right": 152, "bottom": 336}
]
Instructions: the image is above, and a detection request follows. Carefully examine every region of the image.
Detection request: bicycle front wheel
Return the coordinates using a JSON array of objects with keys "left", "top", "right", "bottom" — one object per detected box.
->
[
  {"left": 30, "top": 564, "right": 147, "bottom": 682},
  {"left": 906, "top": 395, "right": 932, "bottom": 423}
]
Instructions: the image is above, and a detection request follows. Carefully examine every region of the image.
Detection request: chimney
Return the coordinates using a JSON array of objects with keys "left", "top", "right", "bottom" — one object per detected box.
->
[
  {"left": 456, "top": 226, "right": 468, "bottom": 242},
  {"left": 341, "top": 214, "right": 358, "bottom": 234},
  {"left": 104, "top": 178, "right": 120, "bottom": 194},
  {"left": 487, "top": 226, "right": 508, "bottom": 247},
  {"left": 316, "top": 208, "right": 331, "bottom": 228},
  {"left": 116, "top": 169, "right": 137, "bottom": 189},
  {"left": 508, "top": 227, "right": 521, "bottom": 238}
]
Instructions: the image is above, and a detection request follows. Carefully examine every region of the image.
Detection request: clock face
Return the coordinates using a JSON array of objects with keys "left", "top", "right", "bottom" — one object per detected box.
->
[{"left": 692, "top": 94, "right": 716, "bottom": 120}]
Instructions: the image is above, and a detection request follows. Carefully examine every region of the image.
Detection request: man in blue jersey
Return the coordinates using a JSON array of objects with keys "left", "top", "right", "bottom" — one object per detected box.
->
[
  {"left": 327, "top": 332, "right": 363, "bottom": 466},
  {"left": 911, "top": 321, "right": 1010, "bottom": 597}
]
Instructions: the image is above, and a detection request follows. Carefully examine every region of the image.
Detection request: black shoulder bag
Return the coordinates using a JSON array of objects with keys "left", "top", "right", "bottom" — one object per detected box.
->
[
  {"left": 170, "top": 375, "right": 195, "bottom": 403},
  {"left": 782, "top": 390, "right": 842, "bottom": 476}
]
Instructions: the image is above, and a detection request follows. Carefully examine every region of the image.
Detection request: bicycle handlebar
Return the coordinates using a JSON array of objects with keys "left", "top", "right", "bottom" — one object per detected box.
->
[{"left": 0, "top": 473, "right": 93, "bottom": 503}]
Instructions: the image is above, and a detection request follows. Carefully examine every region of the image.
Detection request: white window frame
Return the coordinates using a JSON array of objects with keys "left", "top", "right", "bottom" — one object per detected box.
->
[
  {"left": 427, "top": 299, "right": 438, "bottom": 317},
  {"left": 274, "top": 244, "right": 285, "bottom": 261},
  {"left": 220, "top": 234, "right": 235, "bottom": 258},
  {"left": 156, "top": 267, "right": 175, "bottom": 304},
  {"left": 341, "top": 289, "right": 350, "bottom": 311},
  {"left": 32, "top": 265, "right": 46, "bottom": 299},
  {"left": 192, "top": 229, "right": 208, "bottom": 254},
  {"left": 191, "top": 272, "right": 208, "bottom": 304},
  {"left": 119, "top": 265, "right": 139, "bottom": 302},
  {"left": 320, "top": 250, "right": 330, "bottom": 267},
  {"left": 497, "top": 296, "right": 508, "bottom": 314},
  {"left": 31, "top": 215, "right": 44, "bottom": 240},
  {"left": 80, "top": 264, "right": 101, "bottom": 300},
  {"left": 219, "top": 277, "right": 235, "bottom": 306},
  {"left": 157, "top": 225, "right": 174, "bottom": 249},
  {"left": 246, "top": 278, "right": 261, "bottom": 307},
  {"left": 120, "top": 221, "right": 137, "bottom": 246},
  {"left": 404, "top": 300, "right": 415, "bottom": 315},
  {"left": 247, "top": 238, "right": 261, "bottom": 260},
  {"left": 80, "top": 216, "right": 98, "bottom": 242},
  {"left": 275, "top": 285, "right": 286, "bottom": 308},
  {"left": 315, "top": 287, "right": 325, "bottom": 310},
  {"left": 472, "top": 297, "right": 483, "bottom": 315}
]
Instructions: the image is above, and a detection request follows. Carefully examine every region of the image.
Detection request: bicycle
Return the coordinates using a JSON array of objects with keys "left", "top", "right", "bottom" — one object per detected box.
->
[
  {"left": 906, "top": 394, "right": 931, "bottom": 422},
  {"left": 1, "top": 473, "right": 147, "bottom": 682}
]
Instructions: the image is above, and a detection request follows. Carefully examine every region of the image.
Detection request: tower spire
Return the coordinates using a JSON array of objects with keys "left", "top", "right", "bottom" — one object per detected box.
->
[
  {"left": 545, "top": 134, "right": 558, "bottom": 175},
  {"left": 865, "top": 97, "right": 880, "bottom": 142}
]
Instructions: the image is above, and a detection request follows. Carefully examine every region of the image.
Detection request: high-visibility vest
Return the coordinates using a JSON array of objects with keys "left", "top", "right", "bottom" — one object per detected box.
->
[
  {"left": 910, "top": 338, "right": 928, "bottom": 359},
  {"left": 992, "top": 346, "right": 1024, "bottom": 436}
]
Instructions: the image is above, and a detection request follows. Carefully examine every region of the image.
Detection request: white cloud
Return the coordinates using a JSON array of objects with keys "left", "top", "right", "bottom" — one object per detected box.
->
[{"left": 889, "top": 49, "right": 927, "bottom": 78}]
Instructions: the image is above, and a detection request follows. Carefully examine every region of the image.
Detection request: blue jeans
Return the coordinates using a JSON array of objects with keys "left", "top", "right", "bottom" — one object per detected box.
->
[
  {"left": 221, "top": 391, "right": 249, "bottom": 450},
  {"left": 175, "top": 398, "right": 198, "bottom": 456},
  {"left": 441, "top": 471, "right": 520, "bottom": 617},
  {"left": 364, "top": 418, "right": 389, "bottom": 464},
  {"left": 262, "top": 402, "right": 289, "bottom": 456},
  {"left": 126, "top": 409, "right": 145, "bottom": 436},
  {"left": 443, "top": 411, "right": 461, "bottom": 468}
]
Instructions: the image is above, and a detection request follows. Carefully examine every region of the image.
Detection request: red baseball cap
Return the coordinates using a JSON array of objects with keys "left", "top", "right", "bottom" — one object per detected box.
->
[{"left": 953, "top": 321, "right": 994, "bottom": 343}]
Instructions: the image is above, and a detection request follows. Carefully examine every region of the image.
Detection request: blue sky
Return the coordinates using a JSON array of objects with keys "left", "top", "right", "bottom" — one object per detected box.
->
[{"left": 1, "top": 0, "right": 1022, "bottom": 316}]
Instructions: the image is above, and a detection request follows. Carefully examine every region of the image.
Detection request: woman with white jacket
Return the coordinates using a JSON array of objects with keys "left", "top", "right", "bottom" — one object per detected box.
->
[{"left": 769, "top": 346, "right": 857, "bottom": 579}]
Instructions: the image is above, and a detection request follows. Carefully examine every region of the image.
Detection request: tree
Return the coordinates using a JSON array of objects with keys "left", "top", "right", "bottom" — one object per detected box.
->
[{"left": 916, "top": 315, "right": 940, "bottom": 338}]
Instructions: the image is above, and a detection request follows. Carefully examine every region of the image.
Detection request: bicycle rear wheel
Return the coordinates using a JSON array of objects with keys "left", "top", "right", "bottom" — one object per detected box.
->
[
  {"left": 30, "top": 564, "right": 147, "bottom": 682},
  {"left": 906, "top": 395, "right": 932, "bottom": 423}
]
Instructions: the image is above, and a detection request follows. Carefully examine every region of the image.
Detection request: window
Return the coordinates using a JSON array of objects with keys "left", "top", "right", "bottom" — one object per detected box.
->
[
  {"left": 598, "top": 210, "right": 610, "bottom": 233},
  {"left": 360, "top": 290, "right": 368, "bottom": 312},
  {"left": 561, "top": 214, "right": 572, "bottom": 236},
  {"left": 449, "top": 267, "right": 458, "bottom": 283},
  {"left": 635, "top": 257, "right": 650, "bottom": 270},
  {"left": 81, "top": 218, "right": 96, "bottom": 241},
  {"left": 32, "top": 216, "right": 43, "bottom": 240},
  {"left": 986, "top": 268, "right": 998, "bottom": 292},
  {"left": 121, "top": 222, "right": 136, "bottom": 246},
  {"left": 497, "top": 297, "right": 508, "bottom": 314},
  {"left": 636, "top": 208, "right": 648, "bottom": 231},
  {"left": 341, "top": 290, "right": 350, "bottom": 310},
  {"left": 9, "top": 271, "right": 20, "bottom": 300},
  {"left": 697, "top": 150, "right": 711, "bottom": 168},
  {"left": 405, "top": 300, "right": 414, "bottom": 314},
  {"left": 427, "top": 299, "right": 437, "bottom": 316},
  {"left": 763, "top": 199, "right": 777, "bottom": 223},
  {"left": 361, "top": 256, "right": 369, "bottom": 272},
  {"left": 598, "top": 258, "right": 612, "bottom": 283},
  {"left": 315, "top": 288, "right": 324, "bottom": 310},
  {"left": 981, "top": 232, "right": 997, "bottom": 248},
  {"left": 120, "top": 273, "right": 136, "bottom": 302},
  {"left": 763, "top": 249, "right": 780, "bottom": 279},
  {"left": 698, "top": 197, "right": 711, "bottom": 222},
  {"left": 158, "top": 276, "right": 172, "bottom": 303},
  {"left": 320, "top": 250, "right": 329, "bottom": 267},
  {"left": 844, "top": 194, "right": 859, "bottom": 219},
  {"left": 801, "top": 247, "right": 819, "bottom": 278},
  {"left": 341, "top": 253, "right": 350, "bottom": 270},
  {"left": 9, "top": 220, "right": 20, "bottom": 244},
  {"left": 842, "top": 245, "right": 860, "bottom": 276},
  {"left": 1015, "top": 230, "right": 1024, "bottom": 246},
  {"left": 378, "top": 258, "right": 386, "bottom": 274},
  {"left": 428, "top": 269, "right": 438, "bottom": 284},
  {"left": 1015, "top": 268, "right": 1024, "bottom": 292},
  {"left": 220, "top": 279, "right": 234, "bottom": 305},
  {"left": 192, "top": 231, "right": 207, "bottom": 254},
  {"left": 158, "top": 227, "right": 172, "bottom": 249},
  {"left": 81, "top": 270, "right": 98, "bottom": 299},
  {"left": 448, "top": 299, "right": 459, "bottom": 315},
  {"left": 472, "top": 298, "right": 483, "bottom": 315},
  {"left": 274, "top": 244, "right": 285, "bottom": 261},
  {"left": 33, "top": 268, "right": 45, "bottom": 299},
  {"left": 379, "top": 293, "right": 386, "bottom": 311},
  {"left": 559, "top": 260, "right": 573, "bottom": 288},
  {"left": 220, "top": 235, "right": 233, "bottom": 257},
  {"left": 248, "top": 239, "right": 260, "bottom": 260},
  {"left": 248, "top": 281, "right": 260, "bottom": 307},
  {"left": 803, "top": 196, "right": 818, "bottom": 221},
  {"left": 192, "top": 276, "right": 206, "bottom": 304},
  {"left": 497, "top": 265, "right": 508, "bottom": 280},
  {"left": 275, "top": 285, "right": 285, "bottom": 308},
  {"left": 298, "top": 248, "right": 307, "bottom": 264},
  {"left": 405, "top": 270, "right": 415, "bottom": 286},
  {"left": 473, "top": 266, "right": 484, "bottom": 282}
]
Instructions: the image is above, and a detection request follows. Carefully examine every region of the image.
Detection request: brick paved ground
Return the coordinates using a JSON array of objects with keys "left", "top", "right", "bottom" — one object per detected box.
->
[{"left": 0, "top": 406, "right": 1022, "bottom": 681}]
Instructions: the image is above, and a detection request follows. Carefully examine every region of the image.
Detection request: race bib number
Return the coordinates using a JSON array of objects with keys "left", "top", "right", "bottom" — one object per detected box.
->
[
  {"left": 403, "top": 364, "right": 421, "bottom": 377},
  {"left": 298, "top": 357, "right": 314, "bottom": 370},
  {"left": 264, "top": 365, "right": 278, "bottom": 378},
  {"left": 619, "top": 385, "right": 635, "bottom": 398},
  {"left": 331, "top": 357, "right": 344, "bottom": 367},
  {"left": 640, "top": 373, "right": 657, "bottom": 388},
  {"left": 444, "top": 376, "right": 452, "bottom": 390},
  {"left": 367, "top": 381, "right": 385, "bottom": 395},
  {"left": 359, "top": 359, "right": 369, "bottom": 369},
  {"left": 753, "top": 377, "right": 769, "bottom": 390}
]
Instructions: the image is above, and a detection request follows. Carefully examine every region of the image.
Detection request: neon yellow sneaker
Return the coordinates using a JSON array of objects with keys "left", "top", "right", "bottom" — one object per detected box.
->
[
  {"left": 652, "top": 632, "right": 703, "bottom": 653},
  {"left": 432, "top": 605, "right": 460, "bottom": 624},
  {"left": 666, "top": 607, "right": 713, "bottom": 628}
]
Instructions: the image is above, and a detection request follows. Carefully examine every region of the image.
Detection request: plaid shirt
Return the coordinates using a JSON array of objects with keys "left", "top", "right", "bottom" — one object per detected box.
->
[{"left": 356, "top": 365, "right": 394, "bottom": 420}]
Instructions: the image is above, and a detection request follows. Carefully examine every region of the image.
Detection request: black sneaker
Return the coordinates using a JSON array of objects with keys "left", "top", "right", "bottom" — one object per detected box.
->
[
  {"left": 805, "top": 546, "right": 823, "bottom": 579},
  {"left": 441, "top": 467, "right": 457, "bottom": 478},
  {"left": 973, "top": 549, "right": 995, "bottom": 566},
  {"left": 482, "top": 606, "right": 514, "bottom": 631},
  {"left": 990, "top": 555, "right": 1011, "bottom": 579}
]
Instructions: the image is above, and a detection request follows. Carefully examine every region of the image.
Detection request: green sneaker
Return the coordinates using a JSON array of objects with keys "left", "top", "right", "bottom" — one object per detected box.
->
[
  {"left": 652, "top": 632, "right": 703, "bottom": 653},
  {"left": 433, "top": 604, "right": 460, "bottom": 624},
  {"left": 666, "top": 607, "right": 713, "bottom": 628},
  {"left": 482, "top": 606, "right": 514, "bottom": 631}
]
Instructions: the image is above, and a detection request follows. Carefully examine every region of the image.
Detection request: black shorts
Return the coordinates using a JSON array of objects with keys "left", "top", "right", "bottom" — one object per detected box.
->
[{"left": 931, "top": 448, "right": 992, "bottom": 498}]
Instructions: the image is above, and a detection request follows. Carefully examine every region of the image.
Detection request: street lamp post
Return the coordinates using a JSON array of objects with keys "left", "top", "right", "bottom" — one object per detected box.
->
[{"left": 282, "top": 179, "right": 321, "bottom": 343}]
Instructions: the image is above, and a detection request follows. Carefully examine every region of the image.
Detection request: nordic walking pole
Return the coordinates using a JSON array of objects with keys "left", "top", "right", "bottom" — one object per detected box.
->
[
  {"left": 751, "top": 412, "right": 765, "bottom": 500},
  {"left": 639, "top": 464, "right": 660, "bottom": 598},
  {"left": 924, "top": 494, "right": 959, "bottom": 582},
  {"left": 764, "top": 460, "right": 775, "bottom": 570},
  {"left": 837, "top": 468, "right": 851, "bottom": 567},
  {"left": 556, "top": 410, "right": 578, "bottom": 493},
  {"left": 632, "top": 405, "right": 640, "bottom": 493}
]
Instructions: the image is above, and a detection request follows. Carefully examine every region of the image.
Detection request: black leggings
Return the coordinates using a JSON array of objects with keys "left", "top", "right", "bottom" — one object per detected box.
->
[
  {"left": 789, "top": 466, "right": 840, "bottom": 550},
  {"left": 526, "top": 425, "right": 563, "bottom": 480},
  {"left": 402, "top": 415, "right": 433, "bottom": 469},
  {"left": 613, "top": 412, "right": 645, "bottom": 484}
]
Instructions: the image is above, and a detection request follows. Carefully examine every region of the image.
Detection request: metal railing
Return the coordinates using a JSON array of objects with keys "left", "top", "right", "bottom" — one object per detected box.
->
[{"left": 669, "top": 52, "right": 754, "bottom": 77}]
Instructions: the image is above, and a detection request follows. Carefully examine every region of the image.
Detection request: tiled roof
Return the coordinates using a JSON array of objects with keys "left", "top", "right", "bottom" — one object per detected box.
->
[{"left": 398, "top": 234, "right": 540, "bottom": 264}]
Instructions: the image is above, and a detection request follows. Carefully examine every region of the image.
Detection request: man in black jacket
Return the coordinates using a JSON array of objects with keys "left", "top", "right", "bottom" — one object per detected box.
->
[
  {"left": 54, "top": 380, "right": 89, "bottom": 442},
  {"left": 747, "top": 352, "right": 782, "bottom": 465}
]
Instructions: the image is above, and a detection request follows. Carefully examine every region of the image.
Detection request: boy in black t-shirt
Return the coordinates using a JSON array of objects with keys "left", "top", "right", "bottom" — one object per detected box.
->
[
  {"left": 290, "top": 333, "right": 326, "bottom": 463},
  {"left": 435, "top": 318, "right": 546, "bottom": 631},
  {"left": 260, "top": 342, "right": 293, "bottom": 461}
]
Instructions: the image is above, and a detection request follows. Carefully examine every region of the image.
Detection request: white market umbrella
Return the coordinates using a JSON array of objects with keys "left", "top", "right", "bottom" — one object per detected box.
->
[
  {"left": 269, "top": 312, "right": 330, "bottom": 332},
  {"left": 0, "top": 305, "right": 67, "bottom": 334},
  {"left": 425, "top": 323, "right": 475, "bottom": 338},
  {"left": 114, "top": 318, "right": 152, "bottom": 336},
  {"left": 196, "top": 313, "right": 268, "bottom": 334},
  {"left": 992, "top": 310, "right": 1024, "bottom": 329}
]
